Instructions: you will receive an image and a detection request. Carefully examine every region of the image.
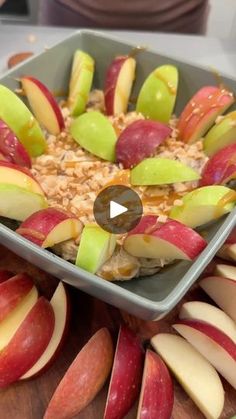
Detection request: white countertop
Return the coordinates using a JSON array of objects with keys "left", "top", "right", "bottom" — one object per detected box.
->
[{"left": 0, "top": 24, "right": 236, "bottom": 79}]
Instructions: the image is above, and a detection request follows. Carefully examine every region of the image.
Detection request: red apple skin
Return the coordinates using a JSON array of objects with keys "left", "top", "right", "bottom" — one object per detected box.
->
[
  {"left": 104, "top": 56, "right": 126, "bottom": 115},
  {"left": 0, "top": 160, "right": 44, "bottom": 194},
  {"left": 16, "top": 207, "right": 82, "bottom": 247},
  {"left": 116, "top": 120, "right": 172, "bottom": 168},
  {"left": 44, "top": 328, "right": 114, "bottom": 419},
  {"left": 0, "top": 119, "right": 31, "bottom": 168},
  {"left": 0, "top": 273, "right": 34, "bottom": 322},
  {"left": 0, "top": 297, "right": 55, "bottom": 388},
  {"left": 200, "top": 143, "right": 236, "bottom": 186},
  {"left": 126, "top": 215, "right": 207, "bottom": 260},
  {"left": 0, "top": 270, "right": 13, "bottom": 284},
  {"left": 104, "top": 325, "right": 144, "bottom": 419},
  {"left": 226, "top": 227, "right": 236, "bottom": 244},
  {"left": 137, "top": 350, "right": 174, "bottom": 419},
  {"left": 22, "top": 76, "right": 65, "bottom": 132}
]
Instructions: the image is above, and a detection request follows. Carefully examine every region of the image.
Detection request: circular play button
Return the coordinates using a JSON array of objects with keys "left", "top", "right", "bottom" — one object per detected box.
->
[{"left": 93, "top": 185, "right": 143, "bottom": 234}]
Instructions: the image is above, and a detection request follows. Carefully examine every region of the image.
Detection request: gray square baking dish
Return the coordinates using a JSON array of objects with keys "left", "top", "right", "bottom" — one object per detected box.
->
[{"left": 0, "top": 29, "right": 236, "bottom": 321}]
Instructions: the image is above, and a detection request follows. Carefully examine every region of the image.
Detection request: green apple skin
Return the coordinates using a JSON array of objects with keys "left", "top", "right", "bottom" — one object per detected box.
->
[
  {"left": 0, "top": 85, "right": 46, "bottom": 157},
  {"left": 75, "top": 224, "right": 116, "bottom": 274},
  {"left": 170, "top": 185, "right": 235, "bottom": 228},
  {"left": 204, "top": 111, "right": 236, "bottom": 156},
  {"left": 0, "top": 183, "right": 48, "bottom": 221},
  {"left": 68, "top": 50, "right": 95, "bottom": 117},
  {"left": 136, "top": 65, "right": 178, "bottom": 123},
  {"left": 70, "top": 111, "right": 117, "bottom": 162},
  {"left": 130, "top": 157, "right": 200, "bottom": 186}
]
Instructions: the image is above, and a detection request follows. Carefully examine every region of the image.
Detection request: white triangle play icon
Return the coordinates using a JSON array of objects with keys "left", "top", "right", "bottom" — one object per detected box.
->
[{"left": 109, "top": 200, "right": 128, "bottom": 219}]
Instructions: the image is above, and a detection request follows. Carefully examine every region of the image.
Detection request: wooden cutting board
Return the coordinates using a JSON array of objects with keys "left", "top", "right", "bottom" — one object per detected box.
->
[{"left": 0, "top": 245, "right": 235, "bottom": 419}]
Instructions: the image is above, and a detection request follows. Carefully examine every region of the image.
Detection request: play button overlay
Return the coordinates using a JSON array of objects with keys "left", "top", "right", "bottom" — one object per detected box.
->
[{"left": 94, "top": 185, "right": 143, "bottom": 234}]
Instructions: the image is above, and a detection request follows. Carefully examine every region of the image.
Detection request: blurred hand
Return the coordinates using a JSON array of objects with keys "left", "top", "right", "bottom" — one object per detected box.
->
[{"left": 0, "top": 0, "right": 6, "bottom": 7}]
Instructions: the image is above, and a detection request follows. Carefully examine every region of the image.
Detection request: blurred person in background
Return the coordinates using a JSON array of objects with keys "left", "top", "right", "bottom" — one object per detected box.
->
[{"left": 39, "top": 0, "right": 209, "bottom": 34}]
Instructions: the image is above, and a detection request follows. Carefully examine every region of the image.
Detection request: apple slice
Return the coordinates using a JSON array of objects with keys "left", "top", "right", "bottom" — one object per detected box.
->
[
  {"left": 21, "top": 76, "right": 64, "bottom": 135},
  {"left": 0, "top": 119, "right": 31, "bottom": 168},
  {"left": 0, "top": 296, "right": 54, "bottom": 388},
  {"left": 116, "top": 120, "right": 171, "bottom": 169},
  {"left": 21, "top": 282, "right": 69, "bottom": 379},
  {"left": 214, "top": 263, "right": 236, "bottom": 280},
  {"left": 137, "top": 349, "right": 174, "bottom": 419},
  {"left": 130, "top": 157, "right": 200, "bottom": 186},
  {"left": 204, "top": 110, "right": 236, "bottom": 156},
  {"left": 180, "top": 301, "right": 236, "bottom": 343},
  {"left": 217, "top": 243, "right": 236, "bottom": 261},
  {"left": 70, "top": 111, "right": 117, "bottom": 162},
  {"left": 68, "top": 50, "right": 95, "bottom": 116},
  {"left": 200, "top": 143, "right": 236, "bottom": 186},
  {"left": 151, "top": 333, "right": 224, "bottom": 419},
  {"left": 0, "top": 270, "right": 13, "bottom": 283},
  {"left": 170, "top": 185, "right": 236, "bottom": 228},
  {"left": 16, "top": 208, "right": 82, "bottom": 248},
  {"left": 177, "top": 86, "right": 234, "bottom": 143},
  {"left": 0, "top": 183, "right": 48, "bottom": 221},
  {"left": 104, "top": 325, "right": 144, "bottom": 419},
  {"left": 173, "top": 319, "right": 236, "bottom": 390},
  {"left": 0, "top": 273, "right": 35, "bottom": 323},
  {"left": 0, "top": 84, "right": 46, "bottom": 156},
  {"left": 0, "top": 161, "right": 44, "bottom": 195},
  {"left": 104, "top": 55, "right": 136, "bottom": 116},
  {"left": 123, "top": 215, "right": 207, "bottom": 260},
  {"left": 75, "top": 224, "right": 116, "bottom": 274},
  {"left": 44, "top": 328, "right": 114, "bottom": 419},
  {"left": 136, "top": 65, "right": 178, "bottom": 123}
]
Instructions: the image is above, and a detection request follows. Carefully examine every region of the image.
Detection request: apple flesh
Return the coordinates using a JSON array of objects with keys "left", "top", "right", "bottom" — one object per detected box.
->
[
  {"left": 44, "top": 328, "right": 114, "bottom": 419},
  {"left": 0, "top": 84, "right": 46, "bottom": 156},
  {"left": 70, "top": 111, "right": 117, "bottom": 162},
  {"left": 68, "top": 49, "right": 95, "bottom": 116},
  {"left": 123, "top": 215, "right": 207, "bottom": 260},
  {"left": 214, "top": 263, "right": 236, "bottom": 280},
  {"left": 151, "top": 333, "right": 224, "bottom": 419},
  {"left": 75, "top": 224, "right": 116, "bottom": 274},
  {"left": 16, "top": 208, "right": 82, "bottom": 248},
  {"left": 130, "top": 157, "right": 200, "bottom": 186},
  {"left": 104, "top": 55, "right": 136, "bottom": 116},
  {"left": 200, "top": 143, "right": 236, "bottom": 186},
  {"left": 0, "top": 160, "right": 44, "bottom": 195},
  {"left": 217, "top": 243, "right": 236, "bottom": 261},
  {"left": 173, "top": 319, "right": 236, "bottom": 390},
  {"left": 204, "top": 110, "right": 236, "bottom": 156},
  {"left": 177, "top": 86, "right": 234, "bottom": 143},
  {"left": 0, "top": 119, "right": 31, "bottom": 168},
  {"left": 180, "top": 301, "right": 236, "bottom": 343},
  {"left": 170, "top": 185, "right": 235, "bottom": 228},
  {"left": 137, "top": 349, "right": 174, "bottom": 419},
  {"left": 104, "top": 325, "right": 144, "bottom": 419},
  {"left": 136, "top": 65, "right": 178, "bottom": 123},
  {"left": 116, "top": 120, "right": 171, "bottom": 169},
  {"left": 21, "top": 282, "right": 69, "bottom": 379}
]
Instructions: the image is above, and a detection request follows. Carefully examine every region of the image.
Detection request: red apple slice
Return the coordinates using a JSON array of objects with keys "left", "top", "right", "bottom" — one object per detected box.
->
[
  {"left": 174, "top": 319, "right": 236, "bottom": 390},
  {"left": 0, "top": 297, "right": 54, "bottom": 388},
  {"left": 0, "top": 160, "right": 44, "bottom": 195},
  {"left": 21, "top": 282, "right": 69, "bottom": 379},
  {"left": 44, "top": 328, "right": 114, "bottom": 419},
  {"left": 137, "top": 349, "right": 174, "bottom": 419},
  {"left": 104, "top": 56, "right": 136, "bottom": 115},
  {"left": 200, "top": 143, "right": 236, "bottom": 186},
  {"left": 0, "top": 270, "right": 13, "bottom": 284},
  {"left": 0, "top": 119, "right": 31, "bottom": 168},
  {"left": 116, "top": 120, "right": 171, "bottom": 168},
  {"left": 123, "top": 215, "right": 207, "bottom": 260},
  {"left": 21, "top": 76, "right": 65, "bottom": 135},
  {"left": 16, "top": 208, "right": 83, "bottom": 248},
  {"left": 104, "top": 325, "right": 144, "bottom": 419}
]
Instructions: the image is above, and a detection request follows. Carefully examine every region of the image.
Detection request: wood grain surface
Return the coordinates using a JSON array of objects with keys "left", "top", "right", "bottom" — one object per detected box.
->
[{"left": 0, "top": 245, "right": 235, "bottom": 419}]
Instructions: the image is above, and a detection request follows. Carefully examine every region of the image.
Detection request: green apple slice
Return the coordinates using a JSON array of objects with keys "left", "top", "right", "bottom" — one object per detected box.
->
[
  {"left": 0, "top": 183, "right": 48, "bottom": 221},
  {"left": 136, "top": 65, "right": 178, "bottom": 123},
  {"left": 203, "top": 111, "right": 236, "bottom": 156},
  {"left": 75, "top": 224, "right": 116, "bottom": 274},
  {"left": 70, "top": 111, "right": 117, "bottom": 162},
  {"left": 130, "top": 158, "right": 200, "bottom": 186},
  {"left": 170, "top": 185, "right": 235, "bottom": 228},
  {"left": 0, "top": 85, "right": 46, "bottom": 157},
  {"left": 68, "top": 50, "right": 95, "bottom": 116}
]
